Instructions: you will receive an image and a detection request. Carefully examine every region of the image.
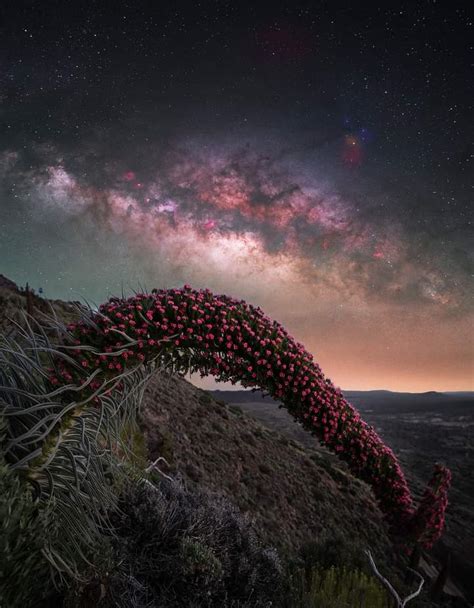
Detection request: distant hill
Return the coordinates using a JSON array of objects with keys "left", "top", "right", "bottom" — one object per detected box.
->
[{"left": 210, "top": 388, "right": 473, "bottom": 414}]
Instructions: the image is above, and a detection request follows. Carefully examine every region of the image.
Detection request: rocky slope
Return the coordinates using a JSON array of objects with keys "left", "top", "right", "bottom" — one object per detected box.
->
[{"left": 140, "top": 371, "right": 396, "bottom": 560}]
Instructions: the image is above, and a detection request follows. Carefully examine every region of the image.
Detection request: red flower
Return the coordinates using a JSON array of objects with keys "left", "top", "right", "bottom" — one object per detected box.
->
[{"left": 56, "top": 286, "right": 450, "bottom": 548}]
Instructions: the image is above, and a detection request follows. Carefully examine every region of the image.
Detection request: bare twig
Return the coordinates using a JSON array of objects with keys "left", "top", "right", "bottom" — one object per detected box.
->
[
  {"left": 366, "top": 550, "right": 425, "bottom": 607},
  {"left": 146, "top": 456, "right": 173, "bottom": 481}
]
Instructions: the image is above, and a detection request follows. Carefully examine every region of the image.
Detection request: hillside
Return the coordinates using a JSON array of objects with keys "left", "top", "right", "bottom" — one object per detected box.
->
[
  {"left": 0, "top": 273, "right": 467, "bottom": 606},
  {"left": 0, "top": 274, "right": 81, "bottom": 333},
  {"left": 210, "top": 389, "right": 474, "bottom": 602},
  {"left": 140, "top": 372, "right": 395, "bottom": 559}
]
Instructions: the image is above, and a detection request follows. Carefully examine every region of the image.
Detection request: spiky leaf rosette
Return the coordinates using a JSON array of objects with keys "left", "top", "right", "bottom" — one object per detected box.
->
[{"left": 0, "top": 311, "right": 154, "bottom": 586}]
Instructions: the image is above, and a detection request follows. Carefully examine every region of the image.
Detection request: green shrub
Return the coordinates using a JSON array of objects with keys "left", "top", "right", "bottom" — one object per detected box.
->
[
  {"left": 198, "top": 391, "right": 213, "bottom": 406},
  {"left": 298, "top": 532, "right": 368, "bottom": 572},
  {"left": 282, "top": 539, "right": 436, "bottom": 608},
  {"left": 0, "top": 457, "right": 56, "bottom": 607},
  {"left": 287, "top": 565, "right": 395, "bottom": 608}
]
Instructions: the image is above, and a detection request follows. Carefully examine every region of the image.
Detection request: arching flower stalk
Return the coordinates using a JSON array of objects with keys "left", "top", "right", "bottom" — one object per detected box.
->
[{"left": 45, "top": 285, "right": 450, "bottom": 548}]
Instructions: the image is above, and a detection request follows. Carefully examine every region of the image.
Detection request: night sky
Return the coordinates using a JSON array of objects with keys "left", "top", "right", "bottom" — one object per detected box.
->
[{"left": 0, "top": 2, "right": 472, "bottom": 391}]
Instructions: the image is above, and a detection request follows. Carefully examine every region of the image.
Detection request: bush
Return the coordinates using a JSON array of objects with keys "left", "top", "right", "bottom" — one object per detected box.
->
[
  {"left": 290, "top": 565, "right": 395, "bottom": 608},
  {"left": 67, "top": 478, "right": 283, "bottom": 607},
  {"left": 298, "top": 532, "right": 368, "bottom": 572},
  {"left": 0, "top": 458, "right": 57, "bottom": 607}
]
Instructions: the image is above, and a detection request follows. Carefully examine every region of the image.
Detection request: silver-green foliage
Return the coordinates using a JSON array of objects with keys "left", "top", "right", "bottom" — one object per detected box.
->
[
  {"left": 0, "top": 312, "right": 151, "bottom": 597},
  {"left": 0, "top": 431, "right": 56, "bottom": 606},
  {"left": 78, "top": 478, "right": 284, "bottom": 608}
]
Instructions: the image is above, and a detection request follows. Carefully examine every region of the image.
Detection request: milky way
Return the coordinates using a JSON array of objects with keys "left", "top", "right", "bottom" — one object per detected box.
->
[{"left": 1, "top": 135, "right": 469, "bottom": 308}]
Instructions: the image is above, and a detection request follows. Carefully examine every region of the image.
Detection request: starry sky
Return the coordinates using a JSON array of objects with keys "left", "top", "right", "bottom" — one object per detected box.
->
[{"left": 0, "top": 1, "right": 472, "bottom": 391}]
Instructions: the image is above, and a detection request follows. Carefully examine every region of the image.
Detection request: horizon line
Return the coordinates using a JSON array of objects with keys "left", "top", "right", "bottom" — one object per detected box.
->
[{"left": 207, "top": 387, "right": 474, "bottom": 394}]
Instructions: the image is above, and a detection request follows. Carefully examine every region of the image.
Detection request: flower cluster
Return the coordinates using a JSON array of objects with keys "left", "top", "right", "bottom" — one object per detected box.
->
[
  {"left": 50, "top": 285, "right": 450, "bottom": 547},
  {"left": 409, "top": 464, "right": 452, "bottom": 549}
]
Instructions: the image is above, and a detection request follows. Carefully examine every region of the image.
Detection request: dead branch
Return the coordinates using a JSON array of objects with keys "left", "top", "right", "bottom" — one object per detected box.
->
[{"left": 366, "top": 549, "right": 424, "bottom": 607}]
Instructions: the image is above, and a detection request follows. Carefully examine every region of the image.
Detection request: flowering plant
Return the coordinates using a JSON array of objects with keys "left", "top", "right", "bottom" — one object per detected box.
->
[{"left": 50, "top": 285, "right": 450, "bottom": 548}]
